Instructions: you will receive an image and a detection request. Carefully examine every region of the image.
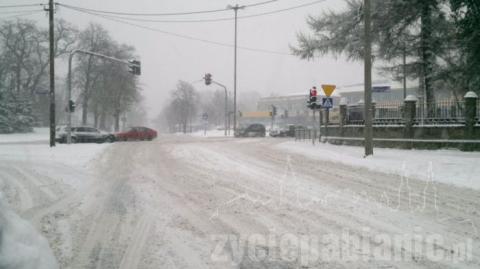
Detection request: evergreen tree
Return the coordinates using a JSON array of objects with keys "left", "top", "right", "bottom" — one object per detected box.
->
[
  {"left": 451, "top": 0, "right": 480, "bottom": 93},
  {"left": 292, "top": 0, "right": 453, "bottom": 115}
]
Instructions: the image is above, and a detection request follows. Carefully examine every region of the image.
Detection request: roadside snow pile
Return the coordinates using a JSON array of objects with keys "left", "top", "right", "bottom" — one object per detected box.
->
[
  {"left": 0, "top": 197, "right": 59, "bottom": 269},
  {"left": 277, "top": 141, "right": 480, "bottom": 190},
  {"left": 0, "top": 128, "right": 49, "bottom": 144},
  {"left": 189, "top": 130, "right": 231, "bottom": 138},
  {"left": 0, "top": 143, "right": 109, "bottom": 168},
  {"left": 0, "top": 142, "right": 110, "bottom": 268}
]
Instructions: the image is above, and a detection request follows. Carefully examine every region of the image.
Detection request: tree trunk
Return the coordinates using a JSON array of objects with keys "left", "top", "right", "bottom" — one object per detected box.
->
[
  {"left": 82, "top": 100, "right": 88, "bottom": 125},
  {"left": 99, "top": 111, "right": 107, "bottom": 130},
  {"left": 114, "top": 111, "right": 120, "bottom": 132},
  {"left": 421, "top": 1, "right": 435, "bottom": 117},
  {"left": 93, "top": 105, "right": 99, "bottom": 128}
]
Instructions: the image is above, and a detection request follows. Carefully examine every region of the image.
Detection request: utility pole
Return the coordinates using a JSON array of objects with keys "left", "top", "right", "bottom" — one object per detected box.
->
[
  {"left": 364, "top": 0, "right": 374, "bottom": 156},
  {"left": 48, "top": 0, "right": 55, "bottom": 147},
  {"left": 403, "top": 43, "right": 407, "bottom": 100},
  {"left": 228, "top": 4, "right": 245, "bottom": 135}
]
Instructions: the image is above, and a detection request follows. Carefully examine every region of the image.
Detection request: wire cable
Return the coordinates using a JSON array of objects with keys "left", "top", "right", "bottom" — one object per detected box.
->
[
  {"left": 0, "top": 10, "right": 44, "bottom": 19},
  {"left": 0, "top": 9, "right": 44, "bottom": 14},
  {"left": 59, "top": 0, "right": 326, "bottom": 23},
  {"left": 61, "top": 7, "right": 295, "bottom": 56},
  {"left": 0, "top": 3, "right": 44, "bottom": 9},
  {"left": 57, "top": 1, "right": 280, "bottom": 17}
]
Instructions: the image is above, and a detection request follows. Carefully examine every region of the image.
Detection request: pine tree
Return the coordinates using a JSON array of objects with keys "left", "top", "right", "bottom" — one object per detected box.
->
[
  {"left": 451, "top": 0, "right": 480, "bottom": 93},
  {"left": 292, "top": 0, "right": 452, "bottom": 115}
]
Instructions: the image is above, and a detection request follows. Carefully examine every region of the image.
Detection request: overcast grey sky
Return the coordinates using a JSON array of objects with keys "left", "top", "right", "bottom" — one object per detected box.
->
[{"left": 18, "top": 0, "right": 390, "bottom": 118}]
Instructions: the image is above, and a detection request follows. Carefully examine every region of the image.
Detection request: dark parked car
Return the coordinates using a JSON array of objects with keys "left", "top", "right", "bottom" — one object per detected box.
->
[
  {"left": 115, "top": 127, "right": 157, "bottom": 141},
  {"left": 235, "top": 124, "right": 266, "bottom": 137},
  {"left": 56, "top": 126, "right": 115, "bottom": 143}
]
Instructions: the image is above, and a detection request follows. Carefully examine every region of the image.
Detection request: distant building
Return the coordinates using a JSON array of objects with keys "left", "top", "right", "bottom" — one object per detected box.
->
[{"left": 339, "top": 87, "right": 418, "bottom": 105}]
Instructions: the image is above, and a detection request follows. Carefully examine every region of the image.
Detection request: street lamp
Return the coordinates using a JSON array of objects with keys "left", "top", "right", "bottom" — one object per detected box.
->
[{"left": 227, "top": 4, "right": 245, "bottom": 134}]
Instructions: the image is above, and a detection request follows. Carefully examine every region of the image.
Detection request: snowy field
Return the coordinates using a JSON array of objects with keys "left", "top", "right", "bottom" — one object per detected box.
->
[
  {"left": 277, "top": 141, "right": 480, "bottom": 190},
  {"left": 0, "top": 128, "right": 49, "bottom": 144},
  {"left": 185, "top": 129, "right": 232, "bottom": 138}
]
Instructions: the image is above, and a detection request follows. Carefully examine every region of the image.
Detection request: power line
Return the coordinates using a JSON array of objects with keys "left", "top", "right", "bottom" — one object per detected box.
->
[
  {"left": 57, "top": 1, "right": 280, "bottom": 17},
  {"left": 61, "top": 7, "right": 295, "bottom": 56},
  {"left": 0, "top": 9, "right": 43, "bottom": 14},
  {"left": 0, "top": 3, "right": 43, "bottom": 9},
  {"left": 0, "top": 10, "right": 44, "bottom": 19},
  {"left": 60, "top": 0, "right": 326, "bottom": 23}
]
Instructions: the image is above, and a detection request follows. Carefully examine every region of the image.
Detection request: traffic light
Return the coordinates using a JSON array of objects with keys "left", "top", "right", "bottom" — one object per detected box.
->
[
  {"left": 128, "top": 60, "right": 141, "bottom": 76},
  {"left": 204, "top": 73, "right": 212, "bottom": 85},
  {"left": 272, "top": 105, "right": 277, "bottom": 117},
  {"left": 68, "top": 100, "right": 76, "bottom": 112},
  {"left": 308, "top": 87, "right": 318, "bottom": 109}
]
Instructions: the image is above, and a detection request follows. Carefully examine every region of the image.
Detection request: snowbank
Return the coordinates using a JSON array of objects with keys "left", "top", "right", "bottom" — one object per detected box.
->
[
  {"left": 277, "top": 141, "right": 480, "bottom": 190},
  {"left": 0, "top": 128, "right": 49, "bottom": 144},
  {"left": 187, "top": 130, "right": 232, "bottom": 138},
  {"left": 0, "top": 143, "right": 109, "bottom": 168},
  {"left": 0, "top": 197, "right": 59, "bottom": 269},
  {"left": 0, "top": 142, "right": 110, "bottom": 268}
]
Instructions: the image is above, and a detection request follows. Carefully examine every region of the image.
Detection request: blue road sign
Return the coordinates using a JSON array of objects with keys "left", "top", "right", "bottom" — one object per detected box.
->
[{"left": 322, "top": 97, "right": 333, "bottom": 109}]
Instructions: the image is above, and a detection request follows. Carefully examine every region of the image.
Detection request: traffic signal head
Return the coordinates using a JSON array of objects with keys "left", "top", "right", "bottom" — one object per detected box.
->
[
  {"left": 204, "top": 73, "right": 212, "bottom": 85},
  {"left": 272, "top": 105, "right": 277, "bottom": 116},
  {"left": 308, "top": 87, "right": 318, "bottom": 110},
  {"left": 68, "top": 100, "right": 76, "bottom": 112},
  {"left": 128, "top": 60, "right": 141, "bottom": 76}
]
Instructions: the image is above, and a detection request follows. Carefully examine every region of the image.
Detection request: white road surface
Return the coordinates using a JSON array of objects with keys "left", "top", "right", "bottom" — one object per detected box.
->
[{"left": 1, "top": 136, "right": 479, "bottom": 268}]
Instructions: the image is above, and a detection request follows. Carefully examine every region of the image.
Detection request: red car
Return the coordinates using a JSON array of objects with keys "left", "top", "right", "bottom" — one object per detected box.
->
[{"left": 115, "top": 127, "right": 157, "bottom": 141}]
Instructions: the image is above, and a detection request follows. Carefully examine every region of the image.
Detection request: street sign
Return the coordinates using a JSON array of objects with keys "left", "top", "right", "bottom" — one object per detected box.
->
[
  {"left": 202, "top": 113, "right": 208, "bottom": 120},
  {"left": 322, "top": 97, "right": 333, "bottom": 109},
  {"left": 321, "top": 84, "right": 336, "bottom": 97}
]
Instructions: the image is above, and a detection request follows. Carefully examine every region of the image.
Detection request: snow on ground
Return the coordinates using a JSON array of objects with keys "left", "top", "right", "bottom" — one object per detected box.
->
[
  {"left": 0, "top": 141, "right": 110, "bottom": 269},
  {"left": 0, "top": 197, "right": 59, "bottom": 269},
  {"left": 0, "top": 128, "right": 49, "bottom": 144},
  {"left": 186, "top": 130, "right": 232, "bottom": 138},
  {"left": 277, "top": 141, "right": 480, "bottom": 190}
]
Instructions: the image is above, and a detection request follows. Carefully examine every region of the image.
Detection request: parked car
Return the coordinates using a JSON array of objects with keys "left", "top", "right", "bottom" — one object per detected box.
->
[
  {"left": 235, "top": 124, "right": 266, "bottom": 137},
  {"left": 56, "top": 126, "right": 115, "bottom": 143},
  {"left": 269, "top": 125, "right": 296, "bottom": 138},
  {"left": 115, "top": 127, "right": 157, "bottom": 141}
]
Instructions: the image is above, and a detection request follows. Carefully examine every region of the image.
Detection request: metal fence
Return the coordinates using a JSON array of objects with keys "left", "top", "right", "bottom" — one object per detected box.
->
[
  {"left": 344, "top": 99, "right": 478, "bottom": 126},
  {"left": 374, "top": 102, "right": 404, "bottom": 125},
  {"left": 416, "top": 100, "right": 465, "bottom": 125}
]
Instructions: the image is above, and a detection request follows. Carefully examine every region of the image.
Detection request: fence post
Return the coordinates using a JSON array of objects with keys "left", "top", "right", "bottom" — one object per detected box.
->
[
  {"left": 371, "top": 101, "right": 376, "bottom": 122},
  {"left": 464, "top": 91, "right": 478, "bottom": 150},
  {"left": 339, "top": 98, "right": 347, "bottom": 128},
  {"left": 404, "top": 95, "right": 418, "bottom": 148}
]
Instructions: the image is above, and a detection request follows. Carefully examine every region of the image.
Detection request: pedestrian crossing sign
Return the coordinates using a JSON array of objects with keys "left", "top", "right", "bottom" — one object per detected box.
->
[{"left": 322, "top": 97, "right": 333, "bottom": 109}]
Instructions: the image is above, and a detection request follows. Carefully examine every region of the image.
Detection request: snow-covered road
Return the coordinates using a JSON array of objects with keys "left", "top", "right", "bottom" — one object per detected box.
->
[{"left": 1, "top": 136, "right": 479, "bottom": 268}]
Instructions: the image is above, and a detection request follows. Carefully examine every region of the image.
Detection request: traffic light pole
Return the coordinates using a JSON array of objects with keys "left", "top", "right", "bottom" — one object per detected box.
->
[
  {"left": 66, "top": 49, "right": 141, "bottom": 144},
  {"left": 211, "top": 81, "right": 228, "bottom": 136}
]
